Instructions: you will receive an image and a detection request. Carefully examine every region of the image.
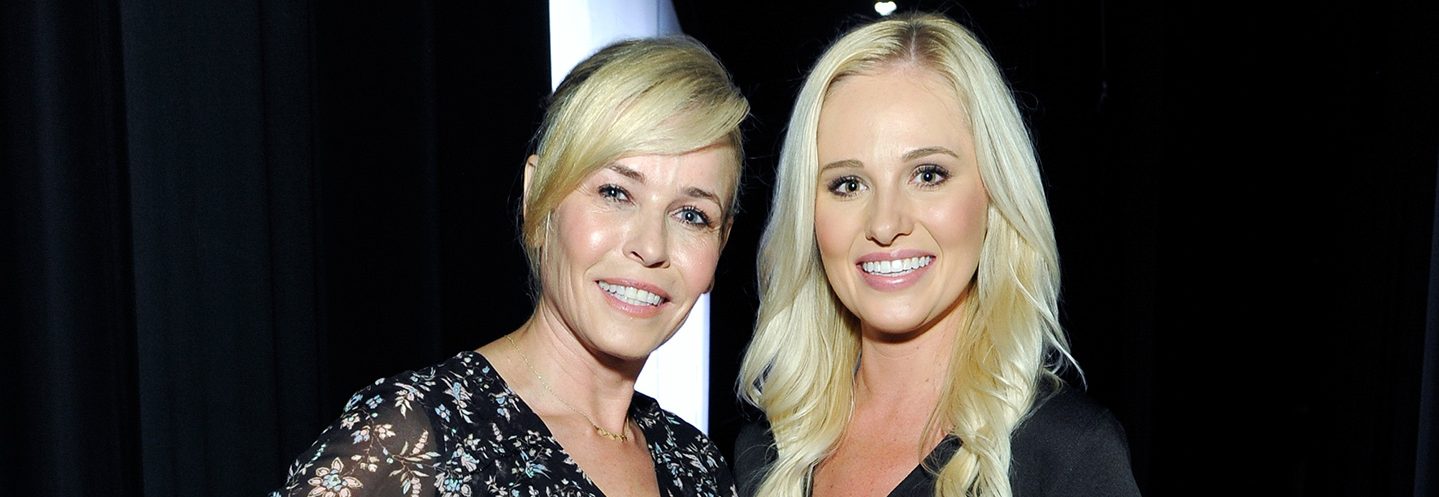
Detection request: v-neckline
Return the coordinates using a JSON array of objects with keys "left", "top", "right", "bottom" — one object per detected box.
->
[
  {"left": 808, "top": 435, "right": 962, "bottom": 497},
  {"left": 887, "top": 435, "right": 961, "bottom": 496},
  {"left": 470, "top": 351, "right": 667, "bottom": 497}
]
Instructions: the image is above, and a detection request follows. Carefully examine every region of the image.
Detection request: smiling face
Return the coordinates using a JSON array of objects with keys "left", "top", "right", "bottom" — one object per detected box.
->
[
  {"left": 531, "top": 144, "right": 736, "bottom": 362},
  {"left": 814, "top": 66, "right": 988, "bottom": 338}
]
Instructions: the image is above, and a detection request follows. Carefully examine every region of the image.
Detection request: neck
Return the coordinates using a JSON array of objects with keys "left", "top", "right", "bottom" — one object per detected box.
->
[
  {"left": 497, "top": 300, "right": 643, "bottom": 431},
  {"left": 854, "top": 313, "right": 960, "bottom": 413}
]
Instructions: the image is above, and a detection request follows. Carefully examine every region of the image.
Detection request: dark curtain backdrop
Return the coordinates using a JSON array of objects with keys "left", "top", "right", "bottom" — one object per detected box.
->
[
  {"left": 2, "top": 0, "right": 547, "bottom": 495},
  {"left": 3, "top": 0, "right": 1438, "bottom": 496}
]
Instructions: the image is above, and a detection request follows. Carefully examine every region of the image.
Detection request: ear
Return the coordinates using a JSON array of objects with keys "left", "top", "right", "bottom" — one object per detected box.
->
[{"left": 522, "top": 154, "right": 539, "bottom": 212}]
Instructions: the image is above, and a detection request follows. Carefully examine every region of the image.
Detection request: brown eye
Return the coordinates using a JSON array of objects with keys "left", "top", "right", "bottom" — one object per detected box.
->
[
  {"left": 827, "top": 176, "right": 866, "bottom": 197},
  {"left": 913, "top": 165, "right": 950, "bottom": 187}
]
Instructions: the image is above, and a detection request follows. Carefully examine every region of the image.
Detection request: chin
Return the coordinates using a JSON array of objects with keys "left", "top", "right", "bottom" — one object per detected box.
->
[
  {"left": 855, "top": 314, "right": 926, "bottom": 336},
  {"left": 851, "top": 301, "right": 916, "bottom": 324},
  {"left": 588, "top": 331, "right": 672, "bottom": 362}
]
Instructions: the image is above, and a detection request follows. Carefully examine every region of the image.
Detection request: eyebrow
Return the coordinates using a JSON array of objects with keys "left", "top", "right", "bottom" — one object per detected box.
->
[
  {"left": 902, "top": 146, "right": 961, "bottom": 162},
  {"left": 684, "top": 187, "right": 723, "bottom": 207},
  {"left": 608, "top": 163, "right": 725, "bottom": 208},
  {"left": 819, "top": 159, "right": 862, "bottom": 173},
  {"left": 819, "top": 147, "right": 961, "bottom": 173},
  {"left": 607, "top": 164, "right": 644, "bottom": 181}
]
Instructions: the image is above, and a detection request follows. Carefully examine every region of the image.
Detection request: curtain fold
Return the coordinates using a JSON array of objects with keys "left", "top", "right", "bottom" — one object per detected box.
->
[
  {"left": 116, "top": 0, "right": 314, "bottom": 492},
  {"left": 2, "top": 1, "right": 547, "bottom": 495},
  {"left": 0, "top": 0, "right": 141, "bottom": 495}
]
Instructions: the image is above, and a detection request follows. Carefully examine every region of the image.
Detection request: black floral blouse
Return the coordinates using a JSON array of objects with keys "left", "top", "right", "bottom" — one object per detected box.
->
[{"left": 271, "top": 351, "right": 737, "bottom": 497}]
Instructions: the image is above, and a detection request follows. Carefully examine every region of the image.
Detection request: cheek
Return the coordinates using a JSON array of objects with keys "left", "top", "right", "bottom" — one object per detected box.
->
[
  {"left": 550, "top": 206, "right": 614, "bottom": 275},
  {"left": 813, "top": 201, "right": 856, "bottom": 263},
  {"left": 673, "top": 234, "right": 724, "bottom": 291},
  {"left": 927, "top": 192, "right": 988, "bottom": 254}
]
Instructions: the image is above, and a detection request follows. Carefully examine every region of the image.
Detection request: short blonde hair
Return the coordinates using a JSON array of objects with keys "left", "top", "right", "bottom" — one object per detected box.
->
[
  {"left": 522, "top": 37, "right": 749, "bottom": 281},
  {"left": 739, "top": 13, "right": 1075, "bottom": 497}
]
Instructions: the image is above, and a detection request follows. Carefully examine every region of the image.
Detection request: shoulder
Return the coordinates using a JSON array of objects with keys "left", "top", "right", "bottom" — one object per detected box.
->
[
  {"left": 1011, "top": 384, "right": 1141, "bottom": 497},
  {"left": 636, "top": 392, "right": 725, "bottom": 461},
  {"left": 732, "top": 418, "right": 775, "bottom": 497},
  {"left": 733, "top": 418, "right": 775, "bottom": 468},
  {"left": 1016, "top": 383, "right": 1125, "bottom": 445},
  {"left": 275, "top": 352, "right": 492, "bottom": 496},
  {"left": 634, "top": 393, "right": 738, "bottom": 496},
  {"left": 343, "top": 351, "right": 491, "bottom": 426},
  {"left": 332, "top": 351, "right": 501, "bottom": 444}
]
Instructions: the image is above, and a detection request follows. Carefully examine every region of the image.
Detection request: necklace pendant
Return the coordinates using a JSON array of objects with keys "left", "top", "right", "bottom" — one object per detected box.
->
[{"left": 594, "top": 425, "right": 627, "bottom": 442}]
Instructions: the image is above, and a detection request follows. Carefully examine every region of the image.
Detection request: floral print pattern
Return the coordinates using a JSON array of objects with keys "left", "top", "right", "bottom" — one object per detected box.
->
[
  {"left": 307, "top": 458, "right": 365, "bottom": 497},
  {"left": 272, "top": 351, "right": 736, "bottom": 497}
]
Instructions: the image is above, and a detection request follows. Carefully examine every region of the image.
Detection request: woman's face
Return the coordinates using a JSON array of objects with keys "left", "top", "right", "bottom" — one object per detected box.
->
[
  {"left": 814, "top": 66, "right": 988, "bottom": 337},
  {"left": 533, "top": 144, "right": 736, "bottom": 362}
]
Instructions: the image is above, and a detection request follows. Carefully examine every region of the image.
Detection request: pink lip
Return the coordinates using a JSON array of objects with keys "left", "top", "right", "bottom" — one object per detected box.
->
[
  {"left": 596, "top": 278, "right": 670, "bottom": 318},
  {"left": 856, "top": 249, "right": 934, "bottom": 264},
  {"left": 855, "top": 250, "right": 935, "bottom": 292}
]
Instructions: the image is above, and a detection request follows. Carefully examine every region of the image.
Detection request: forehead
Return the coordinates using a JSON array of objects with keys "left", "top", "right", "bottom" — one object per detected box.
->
[
  {"left": 817, "top": 67, "right": 971, "bottom": 162},
  {"left": 607, "top": 144, "right": 740, "bottom": 201}
]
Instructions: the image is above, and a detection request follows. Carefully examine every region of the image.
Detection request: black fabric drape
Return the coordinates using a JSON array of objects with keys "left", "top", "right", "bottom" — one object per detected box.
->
[
  {"left": 3, "top": 1, "right": 547, "bottom": 495},
  {"left": 117, "top": 0, "right": 320, "bottom": 492},
  {"left": 1, "top": 1, "right": 140, "bottom": 495}
]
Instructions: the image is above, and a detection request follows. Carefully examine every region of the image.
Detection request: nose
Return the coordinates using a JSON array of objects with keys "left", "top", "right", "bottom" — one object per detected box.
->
[
  {"left": 864, "top": 188, "right": 912, "bottom": 246},
  {"left": 625, "top": 211, "right": 670, "bottom": 268}
]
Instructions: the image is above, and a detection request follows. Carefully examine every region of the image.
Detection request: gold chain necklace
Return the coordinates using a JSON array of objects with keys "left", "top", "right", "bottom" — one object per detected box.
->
[{"left": 505, "top": 334, "right": 629, "bottom": 442}]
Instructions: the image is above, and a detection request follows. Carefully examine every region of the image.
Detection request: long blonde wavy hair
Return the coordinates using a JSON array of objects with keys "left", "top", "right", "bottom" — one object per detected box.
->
[{"left": 738, "top": 13, "right": 1076, "bottom": 497}]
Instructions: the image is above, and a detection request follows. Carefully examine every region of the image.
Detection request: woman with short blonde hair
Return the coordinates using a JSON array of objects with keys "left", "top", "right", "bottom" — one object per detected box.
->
[{"left": 274, "top": 36, "right": 748, "bottom": 497}]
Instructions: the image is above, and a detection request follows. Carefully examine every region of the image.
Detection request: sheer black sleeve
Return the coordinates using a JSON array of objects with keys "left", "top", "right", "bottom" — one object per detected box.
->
[{"left": 271, "top": 381, "right": 446, "bottom": 497}]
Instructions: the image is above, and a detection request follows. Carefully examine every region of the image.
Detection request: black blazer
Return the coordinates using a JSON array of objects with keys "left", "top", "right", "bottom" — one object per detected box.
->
[{"left": 733, "top": 385, "right": 1142, "bottom": 497}]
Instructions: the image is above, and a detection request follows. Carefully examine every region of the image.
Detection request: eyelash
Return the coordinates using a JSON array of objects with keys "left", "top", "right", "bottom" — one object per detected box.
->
[
  {"left": 598, "top": 184, "right": 630, "bottom": 202},
  {"left": 675, "top": 206, "right": 715, "bottom": 228},
  {"left": 599, "top": 184, "right": 716, "bottom": 229},
  {"left": 826, "top": 176, "right": 866, "bottom": 198},
  {"left": 825, "top": 164, "right": 950, "bottom": 198},
  {"left": 913, "top": 164, "right": 950, "bottom": 187}
]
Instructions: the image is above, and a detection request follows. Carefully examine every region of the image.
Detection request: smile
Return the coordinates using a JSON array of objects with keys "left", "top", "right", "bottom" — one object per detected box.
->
[
  {"left": 597, "top": 281, "right": 665, "bottom": 307},
  {"left": 860, "top": 256, "right": 933, "bottom": 276}
]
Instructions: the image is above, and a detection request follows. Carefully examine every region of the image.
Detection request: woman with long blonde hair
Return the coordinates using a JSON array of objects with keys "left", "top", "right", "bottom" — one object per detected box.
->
[{"left": 734, "top": 13, "right": 1139, "bottom": 497}]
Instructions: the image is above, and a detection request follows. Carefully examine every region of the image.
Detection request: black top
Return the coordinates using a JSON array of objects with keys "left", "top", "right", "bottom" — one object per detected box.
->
[
  {"left": 733, "top": 385, "right": 1141, "bottom": 497},
  {"left": 272, "top": 351, "right": 737, "bottom": 497}
]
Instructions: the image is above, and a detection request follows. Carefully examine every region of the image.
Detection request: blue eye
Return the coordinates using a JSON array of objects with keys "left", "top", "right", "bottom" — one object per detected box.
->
[
  {"left": 598, "top": 184, "right": 630, "bottom": 202},
  {"left": 676, "top": 206, "right": 714, "bottom": 228}
]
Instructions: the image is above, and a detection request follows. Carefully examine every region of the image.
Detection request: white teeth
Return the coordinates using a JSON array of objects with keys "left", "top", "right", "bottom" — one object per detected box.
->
[
  {"left": 597, "top": 281, "right": 663, "bottom": 306},
  {"left": 861, "top": 256, "right": 933, "bottom": 275}
]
